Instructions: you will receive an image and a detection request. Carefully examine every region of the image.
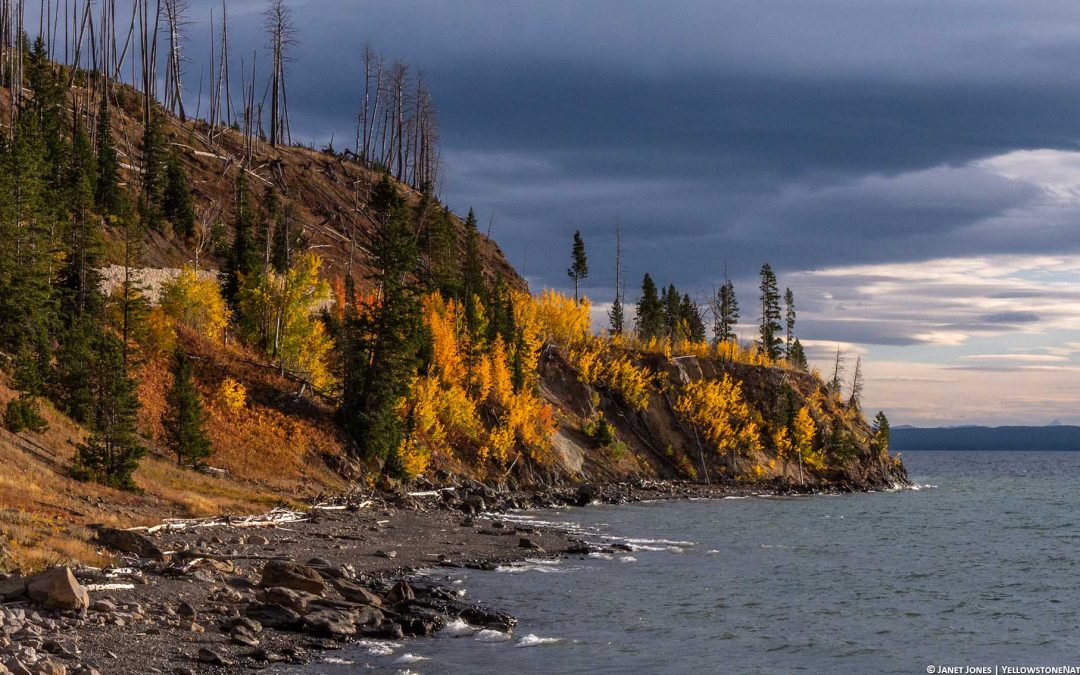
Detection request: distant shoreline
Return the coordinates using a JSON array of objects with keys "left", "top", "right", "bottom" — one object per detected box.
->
[{"left": 893, "top": 426, "right": 1080, "bottom": 453}]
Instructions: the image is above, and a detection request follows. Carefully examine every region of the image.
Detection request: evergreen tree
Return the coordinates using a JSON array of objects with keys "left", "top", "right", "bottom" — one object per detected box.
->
[
  {"left": 714, "top": 279, "right": 739, "bottom": 343},
  {"left": 789, "top": 337, "right": 808, "bottom": 370},
  {"left": 608, "top": 294, "right": 625, "bottom": 337},
  {"left": 784, "top": 287, "right": 796, "bottom": 358},
  {"left": 139, "top": 111, "right": 167, "bottom": 230},
  {"left": 272, "top": 200, "right": 304, "bottom": 275},
  {"left": 341, "top": 176, "right": 428, "bottom": 475},
  {"left": 635, "top": 273, "right": 664, "bottom": 340},
  {"left": 94, "top": 98, "right": 122, "bottom": 214},
  {"left": 24, "top": 38, "right": 66, "bottom": 191},
  {"left": 680, "top": 293, "right": 707, "bottom": 342},
  {"left": 163, "top": 348, "right": 212, "bottom": 467},
  {"left": 162, "top": 150, "right": 196, "bottom": 237},
  {"left": 662, "top": 284, "right": 681, "bottom": 338},
  {"left": 222, "top": 175, "right": 261, "bottom": 306},
  {"left": 462, "top": 208, "right": 485, "bottom": 341},
  {"left": 567, "top": 230, "right": 589, "bottom": 302},
  {"left": 872, "top": 411, "right": 891, "bottom": 452},
  {"left": 758, "top": 263, "right": 782, "bottom": 360},
  {"left": 58, "top": 120, "right": 102, "bottom": 324},
  {"left": 71, "top": 332, "right": 145, "bottom": 491}
]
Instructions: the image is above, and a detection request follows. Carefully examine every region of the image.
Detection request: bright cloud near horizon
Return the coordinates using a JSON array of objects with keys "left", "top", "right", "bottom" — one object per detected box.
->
[{"left": 84, "top": 0, "right": 1080, "bottom": 426}]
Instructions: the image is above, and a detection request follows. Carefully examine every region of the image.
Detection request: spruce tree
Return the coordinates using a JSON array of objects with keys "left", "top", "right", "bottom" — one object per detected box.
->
[
  {"left": 59, "top": 120, "right": 102, "bottom": 324},
  {"left": 94, "top": 98, "right": 122, "bottom": 214},
  {"left": 635, "top": 274, "right": 664, "bottom": 340},
  {"left": 789, "top": 338, "right": 808, "bottom": 370},
  {"left": 873, "top": 411, "right": 891, "bottom": 452},
  {"left": 714, "top": 280, "right": 739, "bottom": 344},
  {"left": 162, "top": 150, "right": 196, "bottom": 238},
  {"left": 341, "top": 176, "right": 428, "bottom": 475},
  {"left": 71, "top": 333, "right": 145, "bottom": 491},
  {"left": 784, "top": 287, "right": 796, "bottom": 358},
  {"left": 163, "top": 348, "right": 212, "bottom": 467},
  {"left": 662, "top": 284, "right": 681, "bottom": 338},
  {"left": 462, "top": 208, "right": 485, "bottom": 342},
  {"left": 680, "top": 294, "right": 707, "bottom": 342},
  {"left": 608, "top": 294, "right": 625, "bottom": 337},
  {"left": 567, "top": 230, "right": 589, "bottom": 302},
  {"left": 139, "top": 111, "right": 167, "bottom": 230},
  {"left": 758, "top": 263, "right": 782, "bottom": 360},
  {"left": 222, "top": 174, "right": 261, "bottom": 306}
]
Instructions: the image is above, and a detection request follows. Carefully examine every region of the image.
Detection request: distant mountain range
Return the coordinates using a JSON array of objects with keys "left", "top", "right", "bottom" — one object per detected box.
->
[{"left": 891, "top": 425, "right": 1080, "bottom": 452}]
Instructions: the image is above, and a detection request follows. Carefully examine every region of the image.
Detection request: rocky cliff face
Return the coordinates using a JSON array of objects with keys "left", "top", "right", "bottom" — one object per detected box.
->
[{"left": 536, "top": 347, "right": 907, "bottom": 491}]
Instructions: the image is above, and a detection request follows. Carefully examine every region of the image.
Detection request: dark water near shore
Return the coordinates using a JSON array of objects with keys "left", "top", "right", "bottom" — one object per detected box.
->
[{"left": 293, "top": 451, "right": 1080, "bottom": 674}]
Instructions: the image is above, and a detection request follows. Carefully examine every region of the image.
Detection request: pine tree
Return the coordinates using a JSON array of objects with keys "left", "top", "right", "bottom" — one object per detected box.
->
[
  {"left": 139, "top": 111, "right": 167, "bottom": 230},
  {"left": 714, "top": 280, "right": 739, "bottom": 344},
  {"left": 608, "top": 294, "right": 625, "bottom": 337},
  {"left": 59, "top": 120, "right": 102, "bottom": 324},
  {"left": 94, "top": 98, "right": 122, "bottom": 214},
  {"left": 872, "top": 411, "right": 891, "bottom": 452},
  {"left": 609, "top": 220, "right": 624, "bottom": 336},
  {"left": 272, "top": 200, "right": 304, "bottom": 274},
  {"left": 222, "top": 175, "right": 261, "bottom": 306},
  {"left": 680, "top": 294, "right": 707, "bottom": 342},
  {"left": 848, "top": 355, "right": 864, "bottom": 408},
  {"left": 830, "top": 346, "right": 845, "bottom": 395},
  {"left": 635, "top": 273, "right": 664, "bottom": 340},
  {"left": 758, "top": 263, "right": 782, "bottom": 360},
  {"left": 162, "top": 150, "right": 196, "bottom": 238},
  {"left": 71, "top": 332, "right": 145, "bottom": 491},
  {"left": 789, "top": 338, "right": 808, "bottom": 370},
  {"left": 342, "top": 176, "right": 428, "bottom": 475},
  {"left": 567, "top": 230, "right": 589, "bottom": 303},
  {"left": 462, "top": 208, "right": 485, "bottom": 341},
  {"left": 784, "top": 287, "right": 796, "bottom": 358},
  {"left": 163, "top": 348, "right": 213, "bottom": 467},
  {"left": 662, "top": 284, "right": 681, "bottom": 338}
]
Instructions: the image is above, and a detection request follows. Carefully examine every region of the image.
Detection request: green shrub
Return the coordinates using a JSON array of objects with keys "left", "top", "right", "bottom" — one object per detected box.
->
[{"left": 3, "top": 397, "right": 48, "bottom": 433}]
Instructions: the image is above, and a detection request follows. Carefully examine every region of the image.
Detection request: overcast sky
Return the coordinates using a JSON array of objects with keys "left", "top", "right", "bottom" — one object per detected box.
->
[{"left": 158, "top": 1, "right": 1080, "bottom": 425}]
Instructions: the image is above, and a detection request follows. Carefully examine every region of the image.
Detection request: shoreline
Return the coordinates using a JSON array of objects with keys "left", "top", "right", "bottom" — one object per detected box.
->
[{"left": 0, "top": 478, "right": 909, "bottom": 674}]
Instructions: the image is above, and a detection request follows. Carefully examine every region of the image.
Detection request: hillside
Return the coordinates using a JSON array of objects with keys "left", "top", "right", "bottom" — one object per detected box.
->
[{"left": 0, "top": 65, "right": 905, "bottom": 574}]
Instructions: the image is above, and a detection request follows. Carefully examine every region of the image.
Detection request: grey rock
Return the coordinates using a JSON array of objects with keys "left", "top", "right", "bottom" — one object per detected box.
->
[
  {"left": 26, "top": 569, "right": 88, "bottom": 612},
  {"left": 303, "top": 609, "right": 356, "bottom": 637},
  {"left": 197, "top": 647, "right": 233, "bottom": 666},
  {"left": 243, "top": 603, "right": 303, "bottom": 631},
  {"left": 385, "top": 580, "right": 415, "bottom": 605},
  {"left": 256, "top": 587, "right": 318, "bottom": 614},
  {"left": 331, "top": 580, "right": 381, "bottom": 607},
  {"left": 93, "top": 528, "right": 166, "bottom": 561}
]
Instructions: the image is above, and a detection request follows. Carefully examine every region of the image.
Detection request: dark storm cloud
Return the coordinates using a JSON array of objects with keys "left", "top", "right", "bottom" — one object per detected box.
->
[{"left": 170, "top": 1, "right": 1080, "bottom": 293}]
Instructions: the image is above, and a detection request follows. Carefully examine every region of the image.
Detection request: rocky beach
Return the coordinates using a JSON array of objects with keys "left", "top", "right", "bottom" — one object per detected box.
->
[{"left": 0, "top": 476, "right": 905, "bottom": 674}]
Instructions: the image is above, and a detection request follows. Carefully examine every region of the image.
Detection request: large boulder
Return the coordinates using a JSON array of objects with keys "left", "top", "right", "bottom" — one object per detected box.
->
[
  {"left": 93, "top": 527, "right": 166, "bottom": 561},
  {"left": 26, "top": 568, "right": 89, "bottom": 611},
  {"left": 244, "top": 603, "right": 303, "bottom": 631},
  {"left": 0, "top": 576, "right": 27, "bottom": 602},
  {"left": 259, "top": 560, "right": 325, "bottom": 595},
  {"left": 304, "top": 609, "right": 357, "bottom": 637},
  {"left": 332, "top": 579, "right": 382, "bottom": 607},
  {"left": 256, "top": 587, "right": 319, "bottom": 614}
]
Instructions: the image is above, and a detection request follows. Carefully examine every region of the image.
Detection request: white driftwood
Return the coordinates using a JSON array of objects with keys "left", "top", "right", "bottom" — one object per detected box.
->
[{"left": 85, "top": 583, "right": 136, "bottom": 592}]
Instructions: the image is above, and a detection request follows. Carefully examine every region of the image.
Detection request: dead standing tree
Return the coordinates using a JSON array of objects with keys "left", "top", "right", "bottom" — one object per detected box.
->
[
  {"left": 162, "top": 0, "right": 187, "bottom": 120},
  {"left": 264, "top": 0, "right": 294, "bottom": 148}
]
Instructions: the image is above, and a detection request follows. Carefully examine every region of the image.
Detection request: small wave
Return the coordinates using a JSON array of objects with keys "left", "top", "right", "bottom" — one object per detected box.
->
[
  {"left": 322, "top": 657, "right": 354, "bottom": 665},
  {"left": 515, "top": 634, "right": 562, "bottom": 647},
  {"left": 706, "top": 549, "right": 721, "bottom": 554},
  {"left": 354, "top": 640, "right": 397, "bottom": 656},
  {"left": 495, "top": 562, "right": 571, "bottom": 573},
  {"left": 619, "top": 556, "right": 637, "bottom": 563},
  {"left": 442, "top": 618, "right": 479, "bottom": 636},
  {"left": 722, "top": 495, "right": 749, "bottom": 499},
  {"left": 588, "top": 551, "right": 613, "bottom": 560},
  {"left": 396, "top": 654, "right": 428, "bottom": 664},
  {"left": 475, "top": 629, "right": 512, "bottom": 642}
]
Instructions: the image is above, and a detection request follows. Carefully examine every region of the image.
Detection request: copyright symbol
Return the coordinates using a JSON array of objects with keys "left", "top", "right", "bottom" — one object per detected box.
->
[{"left": 927, "top": 667, "right": 935, "bottom": 674}]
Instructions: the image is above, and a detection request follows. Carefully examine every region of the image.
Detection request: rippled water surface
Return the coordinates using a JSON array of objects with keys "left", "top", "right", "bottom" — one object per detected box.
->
[{"left": 293, "top": 451, "right": 1080, "bottom": 674}]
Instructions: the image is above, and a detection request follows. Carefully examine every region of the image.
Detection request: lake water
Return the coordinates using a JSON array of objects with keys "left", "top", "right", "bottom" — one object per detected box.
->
[{"left": 291, "top": 451, "right": 1080, "bottom": 674}]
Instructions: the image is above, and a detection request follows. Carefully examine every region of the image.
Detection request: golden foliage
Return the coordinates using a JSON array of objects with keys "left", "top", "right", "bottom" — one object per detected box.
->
[
  {"left": 793, "top": 405, "right": 826, "bottom": 471},
  {"left": 215, "top": 377, "right": 247, "bottom": 413},
  {"left": 159, "top": 265, "right": 229, "bottom": 340},
  {"left": 674, "top": 375, "right": 762, "bottom": 466}
]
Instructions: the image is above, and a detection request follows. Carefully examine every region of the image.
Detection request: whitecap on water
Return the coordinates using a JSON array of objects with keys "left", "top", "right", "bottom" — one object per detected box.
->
[
  {"left": 474, "top": 629, "right": 512, "bottom": 642},
  {"left": 396, "top": 654, "right": 428, "bottom": 663},
  {"left": 515, "top": 634, "right": 562, "bottom": 647},
  {"left": 442, "top": 618, "right": 479, "bottom": 636},
  {"left": 354, "top": 640, "right": 397, "bottom": 656},
  {"left": 588, "top": 551, "right": 613, "bottom": 560},
  {"left": 321, "top": 657, "right": 354, "bottom": 665},
  {"left": 619, "top": 555, "right": 637, "bottom": 563}
]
